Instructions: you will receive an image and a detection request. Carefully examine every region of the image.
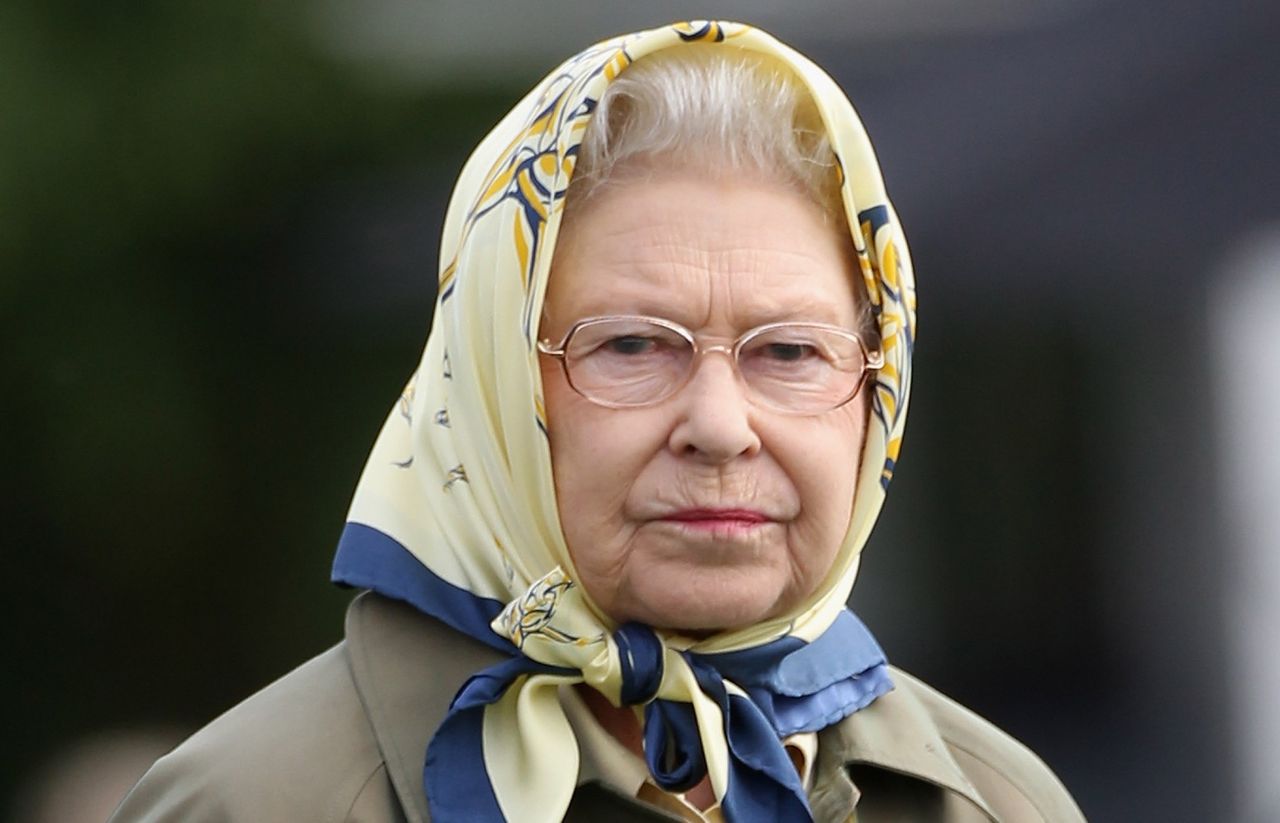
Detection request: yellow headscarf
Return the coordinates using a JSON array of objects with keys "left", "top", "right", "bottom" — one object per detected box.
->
[{"left": 332, "top": 20, "right": 916, "bottom": 822}]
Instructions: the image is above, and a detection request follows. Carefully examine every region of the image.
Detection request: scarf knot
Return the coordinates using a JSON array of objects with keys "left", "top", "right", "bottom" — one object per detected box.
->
[{"left": 614, "top": 622, "right": 665, "bottom": 705}]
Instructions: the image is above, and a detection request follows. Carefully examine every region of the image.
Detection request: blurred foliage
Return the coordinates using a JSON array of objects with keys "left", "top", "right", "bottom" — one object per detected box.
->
[{"left": 0, "top": 0, "right": 519, "bottom": 807}]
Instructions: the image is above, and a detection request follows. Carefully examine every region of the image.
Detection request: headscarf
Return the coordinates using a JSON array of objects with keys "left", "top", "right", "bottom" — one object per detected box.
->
[{"left": 332, "top": 20, "right": 917, "bottom": 822}]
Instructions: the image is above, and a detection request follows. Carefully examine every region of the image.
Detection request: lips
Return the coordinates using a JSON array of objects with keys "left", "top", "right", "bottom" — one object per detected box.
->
[
  {"left": 663, "top": 508, "right": 769, "bottom": 524},
  {"left": 656, "top": 508, "right": 774, "bottom": 536}
]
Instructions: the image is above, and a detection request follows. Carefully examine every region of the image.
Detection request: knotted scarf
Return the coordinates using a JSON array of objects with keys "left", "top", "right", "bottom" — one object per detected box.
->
[{"left": 332, "top": 20, "right": 917, "bottom": 822}]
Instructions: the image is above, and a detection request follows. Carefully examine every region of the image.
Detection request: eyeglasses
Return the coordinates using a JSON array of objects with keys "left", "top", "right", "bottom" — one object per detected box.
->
[{"left": 538, "top": 315, "right": 883, "bottom": 414}]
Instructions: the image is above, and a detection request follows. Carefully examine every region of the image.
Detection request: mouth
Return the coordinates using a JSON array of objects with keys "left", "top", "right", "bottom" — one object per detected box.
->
[{"left": 659, "top": 508, "right": 772, "bottom": 533}]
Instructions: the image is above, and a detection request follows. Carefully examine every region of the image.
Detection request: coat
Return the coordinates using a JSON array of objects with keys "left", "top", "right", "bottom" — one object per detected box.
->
[{"left": 109, "top": 592, "right": 1086, "bottom": 822}]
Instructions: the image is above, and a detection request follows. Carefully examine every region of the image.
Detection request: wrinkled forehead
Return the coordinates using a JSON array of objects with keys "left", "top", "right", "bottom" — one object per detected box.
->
[{"left": 540, "top": 172, "right": 863, "bottom": 336}]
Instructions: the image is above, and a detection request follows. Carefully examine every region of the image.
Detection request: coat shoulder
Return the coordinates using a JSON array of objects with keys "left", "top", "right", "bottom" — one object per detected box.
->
[
  {"left": 888, "top": 667, "right": 1085, "bottom": 822},
  {"left": 109, "top": 643, "right": 404, "bottom": 823}
]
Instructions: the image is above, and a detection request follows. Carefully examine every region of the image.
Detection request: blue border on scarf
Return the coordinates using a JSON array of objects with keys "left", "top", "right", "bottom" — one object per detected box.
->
[{"left": 331, "top": 522, "right": 517, "bottom": 655}]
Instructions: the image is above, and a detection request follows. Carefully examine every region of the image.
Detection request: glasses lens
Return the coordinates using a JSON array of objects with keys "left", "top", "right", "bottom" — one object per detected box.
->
[
  {"left": 563, "top": 319, "right": 692, "bottom": 406},
  {"left": 737, "top": 325, "right": 868, "bottom": 412}
]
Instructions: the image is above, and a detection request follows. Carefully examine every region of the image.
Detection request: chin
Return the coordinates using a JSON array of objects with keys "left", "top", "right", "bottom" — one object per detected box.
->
[{"left": 629, "top": 584, "right": 784, "bottom": 635}]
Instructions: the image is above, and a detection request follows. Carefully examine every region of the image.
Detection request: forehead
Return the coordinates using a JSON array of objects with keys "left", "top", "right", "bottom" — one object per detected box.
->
[{"left": 543, "top": 174, "right": 860, "bottom": 331}]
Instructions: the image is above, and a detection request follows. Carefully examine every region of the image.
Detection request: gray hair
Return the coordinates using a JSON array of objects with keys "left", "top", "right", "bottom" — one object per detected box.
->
[{"left": 567, "top": 44, "right": 842, "bottom": 219}]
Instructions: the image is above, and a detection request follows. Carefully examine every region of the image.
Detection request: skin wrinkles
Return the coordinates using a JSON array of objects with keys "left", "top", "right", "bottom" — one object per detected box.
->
[
  {"left": 568, "top": 262, "right": 847, "bottom": 333},
  {"left": 540, "top": 173, "right": 869, "bottom": 633},
  {"left": 553, "top": 219, "right": 852, "bottom": 332}
]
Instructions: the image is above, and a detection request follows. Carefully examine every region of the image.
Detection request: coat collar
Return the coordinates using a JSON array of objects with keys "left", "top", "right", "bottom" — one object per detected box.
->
[
  {"left": 344, "top": 591, "right": 506, "bottom": 822},
  {"left": 815, "top": 676, "right": 997, "bottom": 821},
  {"left": 343, "top": 591, "right": 995, "bottom": 822}
]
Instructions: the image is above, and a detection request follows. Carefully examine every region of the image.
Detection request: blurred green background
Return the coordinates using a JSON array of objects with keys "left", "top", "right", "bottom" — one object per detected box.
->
[
  {"left": 3, "top": 2, "right": 508, "bottom": 809},
  {"left": 4, "top": 2, "right": 1278, "bottom": 821}
]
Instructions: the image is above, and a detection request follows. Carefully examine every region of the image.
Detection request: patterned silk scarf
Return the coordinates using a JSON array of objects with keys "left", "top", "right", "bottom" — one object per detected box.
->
[{"left": 332, "top": 20, "right": 916, "bottom": 822}]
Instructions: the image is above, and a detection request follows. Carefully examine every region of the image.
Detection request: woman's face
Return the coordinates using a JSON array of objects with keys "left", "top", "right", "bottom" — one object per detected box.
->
[{"left": 539, "top": 172, "right": 869, "bottom": 633}]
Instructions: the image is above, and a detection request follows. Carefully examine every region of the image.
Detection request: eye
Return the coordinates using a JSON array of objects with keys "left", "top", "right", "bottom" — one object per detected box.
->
[
  {"left": 566, "top": 320, "right": 689, "bottom": 363},
  {"left": 603, "top": 335, "right": 657, "bottom": 356},
  {"left": 760, "top": 342, "right": 816, "bottom": 362},
  {"left": 740, "top": 327, "right": 854, "bottom": 376}
]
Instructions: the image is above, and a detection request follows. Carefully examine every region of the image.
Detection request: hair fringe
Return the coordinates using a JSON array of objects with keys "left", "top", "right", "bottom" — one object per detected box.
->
[{"left": 567, "top": 45, "right": 842, "bottom": 219}]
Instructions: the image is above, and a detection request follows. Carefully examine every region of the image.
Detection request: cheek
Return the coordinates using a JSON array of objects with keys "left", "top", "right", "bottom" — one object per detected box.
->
[
  {"left": 540, "top": 368, "right": 657, "bottom": 567},
  {"left": 783, "top": 410, "right": 867, "bottom": 556},
  {"left": 541, "top": 368, "right": 600, "bottom": 524}
]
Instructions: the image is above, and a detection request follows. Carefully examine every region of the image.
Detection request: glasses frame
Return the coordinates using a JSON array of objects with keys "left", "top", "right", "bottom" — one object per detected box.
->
[{"left": 537, "top": 314, "right": 884, "bottom": 415}]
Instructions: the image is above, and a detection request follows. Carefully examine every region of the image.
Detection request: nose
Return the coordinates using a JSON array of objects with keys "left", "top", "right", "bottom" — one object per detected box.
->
[{"left": 667, "top": 350, "right": 761, "bottom": 463}]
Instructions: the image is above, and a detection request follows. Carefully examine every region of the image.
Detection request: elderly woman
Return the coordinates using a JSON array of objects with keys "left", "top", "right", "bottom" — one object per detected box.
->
[{"left": 111, "top": 21, "right": 1083, "bottom": 823}]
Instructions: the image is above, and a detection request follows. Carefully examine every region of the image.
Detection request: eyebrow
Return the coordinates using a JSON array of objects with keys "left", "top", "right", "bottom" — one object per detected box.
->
[
  {"left": 614, "top": 292, "right": 856, "bottom": 329},
  {"left": 741, "top": 292, "right": 856, "bottom": 327}
]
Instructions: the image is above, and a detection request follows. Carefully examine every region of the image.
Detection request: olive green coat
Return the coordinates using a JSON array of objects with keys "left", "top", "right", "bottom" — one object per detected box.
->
[{"left": 110, "top": 593, "right": 1085, "bottom": 822}]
